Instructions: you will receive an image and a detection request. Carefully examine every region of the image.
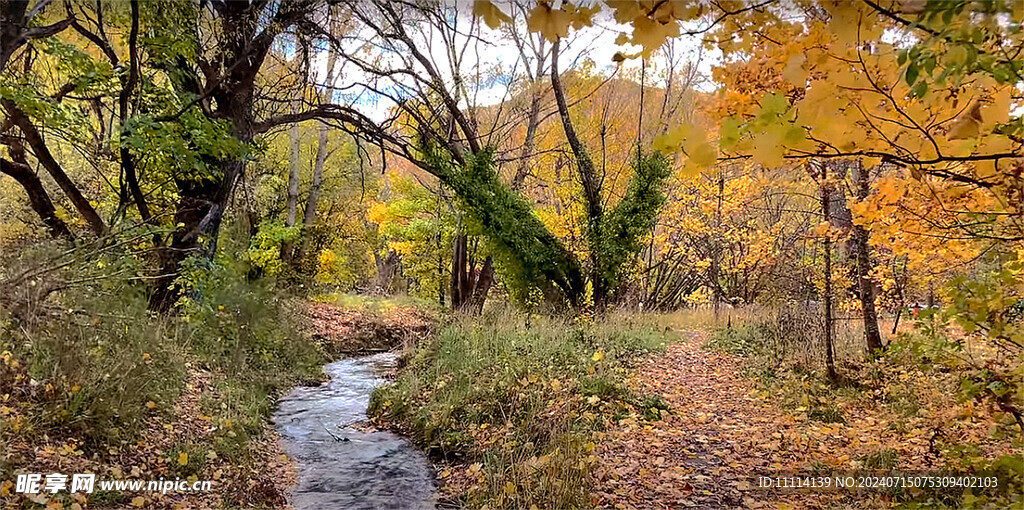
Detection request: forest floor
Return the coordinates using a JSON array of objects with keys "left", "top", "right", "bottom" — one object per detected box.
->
[{"left": 590, "top": 331, "right": 1017, "bottom": 510}]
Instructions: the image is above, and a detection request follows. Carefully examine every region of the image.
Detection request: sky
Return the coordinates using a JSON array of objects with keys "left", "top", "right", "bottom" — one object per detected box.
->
[{"left": 315, "top": 4, "right": 720, "bottom": 123}]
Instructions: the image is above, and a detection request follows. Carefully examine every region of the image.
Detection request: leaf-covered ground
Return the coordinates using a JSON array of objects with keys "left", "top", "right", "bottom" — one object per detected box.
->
[
  {"left": 591, "top": 332, "right": 1017, "bottom": 510},
  {"left": 0, "top": 364, "right": 295, "bottom": 510},
  {"left": 303, "top": 301, "right": 433, "bottom": 355}
]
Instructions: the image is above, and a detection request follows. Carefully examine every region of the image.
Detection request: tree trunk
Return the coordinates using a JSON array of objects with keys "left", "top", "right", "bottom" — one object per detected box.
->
[
  {"left": 7, "top": 103, "right": 107, "bottom": 236},
  {"left": 118, "top": 0, "right": 152, "bottom": 225},
  {"left": 0, "top": 157, "right": 73, "bottom": 241},
  {"left": 296, "top": 121, "right": 327, "bottom": 263},
  {"left": 469, "top": 255, "right": 494, "bottom": 314},
  {"left": 296, "top": 24, "right": 340, "bottom": 264},
  {"left": 450, "top": 233, "right": 493, "bottom": 313},
  {"left": 820, "top": 162, "right": 837, "bottom": 381},
  {"left": 282, "top": 112, "right": 301, "bottom": 263},
  {"left": 148, "top": 0, "right": 285, "bottom": 312},
  {"left": 551, "top": 38, "right": 605, "bottom": 309},
  {"left": 436, "top": 192, "right": 444, "bottom": 308},
  {"left": 451, "top": 233, "right": 468, "bottom": 309},
  {"left": 711, "top": 170, "right": 724, "bottom": 317},
  {"left": 372, "top": 249, "right": 401, "bottom": 294},
  {"left": 853, "top": 162, "right": 884, "bottom": 353},
  {"left": 149, "top": 163, "right": 235, "bottom": 312},
  {"left": 303, "top": 122, "right": 328, "bottom": 227},
  {"left": 511, "top": 45, "right": 546, "bottom": 191}
]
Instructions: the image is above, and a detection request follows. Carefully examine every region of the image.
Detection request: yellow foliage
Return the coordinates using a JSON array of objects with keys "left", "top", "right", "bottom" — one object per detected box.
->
[
  {"left": 527, "top": 2, "right": 572, "bottom": 41},
  {"left": 472, "top": 1, "right": 512, "bottom": 29}
]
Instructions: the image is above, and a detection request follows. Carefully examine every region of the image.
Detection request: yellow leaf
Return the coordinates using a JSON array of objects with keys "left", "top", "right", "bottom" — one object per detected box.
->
[
  {"left": 751, "top": 132, "right": 786, "bottom": 168},
  {"left": 527, "top": 3, "right": 572, "bottom": 42},
  {"left": 550, "top": 379, "right": 563, "bottom": 391},
  {"left": 472, "top": 1, "right": 512, "bottom": 30},
  {"left": 983, "top": 89, "right": 1012, "bottom": 129},
  {"left": 631, "top": 15, "right": 679, "bottom": 52},
  {"left": 689, "top": 142, "right": 718, "bottom": 167},
  {"left": 178, "top": 452, "right": 189, "bottom": 466},
  {"left": 947, "top": 101, "right": 982, "bottom": 140},
  {"left": 591, "top": 350, "right": 605, "bottom": 362},
  {"left": 503, "top": 481, "right": 516, "bottom": 496},
  {"left": 782, "top": 54, "right": 808, "bottom": 86},
  {"left": 145, "top": 401, "right": 157, "bottom": 410},
  {"left": 569, "top": 4, "right": 599, "bottom": 30},
  {"left": 131, "top": 497, "right": 146, "bottom": 508}
]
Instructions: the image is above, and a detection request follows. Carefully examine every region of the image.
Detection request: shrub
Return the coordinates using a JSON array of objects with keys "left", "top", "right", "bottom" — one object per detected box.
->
[{"left": 177, "top": 255, "right": 323, "bottom": 458}]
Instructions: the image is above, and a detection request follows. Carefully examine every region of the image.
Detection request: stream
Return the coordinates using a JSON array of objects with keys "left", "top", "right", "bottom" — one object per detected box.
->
[{"left": 273, "top": 353, "right": 436, "bottom": 509}]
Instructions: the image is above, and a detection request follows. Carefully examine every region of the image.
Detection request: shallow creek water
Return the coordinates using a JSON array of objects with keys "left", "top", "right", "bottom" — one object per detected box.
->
[{"left": 273, "top": 353, "right": 436, "bottom": 509}]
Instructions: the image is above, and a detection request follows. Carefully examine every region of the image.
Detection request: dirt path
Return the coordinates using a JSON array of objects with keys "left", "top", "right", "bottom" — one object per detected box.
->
[
  {"left": 590, "top": 332, "right": 1009, "bottom": 510},
  {"left": 593, "top": 333, "right": 795, "bottom": 509}
]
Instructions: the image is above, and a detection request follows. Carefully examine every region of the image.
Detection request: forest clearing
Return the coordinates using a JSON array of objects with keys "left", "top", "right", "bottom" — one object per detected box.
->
[{"left": 0, "top": 0, "right": 1022, "bottom": 509}]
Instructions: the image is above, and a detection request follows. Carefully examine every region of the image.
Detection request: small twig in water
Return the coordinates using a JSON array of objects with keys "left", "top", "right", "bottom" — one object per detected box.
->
[{"left": 320, "top": 421, "right": 350, "bottom": 442}]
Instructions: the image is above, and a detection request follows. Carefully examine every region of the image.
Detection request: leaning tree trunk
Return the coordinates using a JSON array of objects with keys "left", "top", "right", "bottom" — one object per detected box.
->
[
  {"left": 6, "top": 103, "right": 107, "bottom": 236},
  {"left": 551, "top": 38, "right": 606, "bottom": 309},
  {"left": 0, "top": 156, "right": 73, "bottom": 241},
  {"left": 853, "top": 161, "right": 884, "bottom": 353}
]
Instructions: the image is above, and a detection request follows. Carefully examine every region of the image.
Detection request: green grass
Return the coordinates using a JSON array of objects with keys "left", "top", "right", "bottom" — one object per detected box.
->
[
  {"left": 313, "top": 291, "right": 440, "bottom": 316},
  {"left": 369, "top": 308, "right": 670, "bottom": 509}
]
